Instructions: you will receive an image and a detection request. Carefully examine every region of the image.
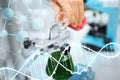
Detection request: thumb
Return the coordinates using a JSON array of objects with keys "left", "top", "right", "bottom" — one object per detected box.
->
[{"left": 49, "top": 0, "right": 63, "bottom": 22}]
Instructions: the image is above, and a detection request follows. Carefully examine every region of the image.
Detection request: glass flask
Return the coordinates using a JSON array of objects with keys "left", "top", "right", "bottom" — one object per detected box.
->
[{"left": 46, "top": 48, "right": 74, "bottom": 80}]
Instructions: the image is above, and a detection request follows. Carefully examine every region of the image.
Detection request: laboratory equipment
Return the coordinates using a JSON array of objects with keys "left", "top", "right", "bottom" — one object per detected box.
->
[
  {"left": 23, "top": 23, "right": 94, "bottom": 80},
  {"left": 82, "top": 0, "right": 119, "bottom": 51}
]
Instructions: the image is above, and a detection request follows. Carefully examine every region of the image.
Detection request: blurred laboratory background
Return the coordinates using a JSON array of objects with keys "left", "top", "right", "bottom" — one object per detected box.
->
[{"left": 0, "top": 0, "right": 120, "bottom": 80}]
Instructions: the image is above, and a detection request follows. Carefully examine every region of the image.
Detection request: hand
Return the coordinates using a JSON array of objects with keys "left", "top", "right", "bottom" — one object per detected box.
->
[{"left": 49, "top": 0, "right": 85, "bottom": 28}]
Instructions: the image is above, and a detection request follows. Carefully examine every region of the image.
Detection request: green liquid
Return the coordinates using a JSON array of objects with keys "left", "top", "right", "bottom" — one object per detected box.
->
[{"left": 46, "top": 51, "right": 74, "bottom": 80}]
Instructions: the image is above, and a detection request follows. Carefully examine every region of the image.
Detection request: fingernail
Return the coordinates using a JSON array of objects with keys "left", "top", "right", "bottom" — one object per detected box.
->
[{"left": 56, "top": 15, "right": 62, "bottom": 22}]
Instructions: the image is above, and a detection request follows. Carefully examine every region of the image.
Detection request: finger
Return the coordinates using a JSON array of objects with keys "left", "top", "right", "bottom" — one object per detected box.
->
[
  {"left": 49, "top": 0, "right": 62, "bottom": 14},
  {"left": 56, "top": 12, "right": 65, "bottom": 22},
  {"left": 69, "top": 0, "right": 84, "bottom": 26},
  {"left": 78, "top": 0, "right": 84, "bottom": 25},
  {"left": 57, "top": 0, "right": 77, "bottom": 27},
  {"left": 49, "top": 0, "right": 64, "bottom": 22},
  {"left": 69, "top": 0, "right": 80, "bottom": 26}
]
